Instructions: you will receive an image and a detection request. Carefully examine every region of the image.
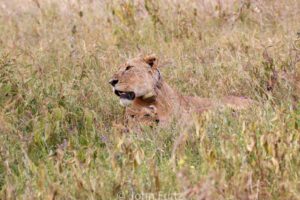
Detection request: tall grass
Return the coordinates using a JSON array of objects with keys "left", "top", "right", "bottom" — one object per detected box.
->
[{"left": 0, "top": 0, "right": 299, "bottom": 199}]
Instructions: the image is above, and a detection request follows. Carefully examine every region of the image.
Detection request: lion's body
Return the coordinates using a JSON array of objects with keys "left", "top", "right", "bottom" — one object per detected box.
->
[
  {"left": 125, "top": 80, "right": 252, "bottom": 126},
  {"left": 109, "top": 55, "right": 253, "bottom": 127}
]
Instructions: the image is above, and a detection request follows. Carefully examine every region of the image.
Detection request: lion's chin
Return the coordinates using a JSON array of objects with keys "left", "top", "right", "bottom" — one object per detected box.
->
[{"left": 119, "top": 98, "right": 133, "bottom": 107}]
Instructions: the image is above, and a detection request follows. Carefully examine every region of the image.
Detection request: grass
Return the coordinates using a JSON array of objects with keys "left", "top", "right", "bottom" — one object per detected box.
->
[{"left": 0, "top": 0, "right": 300, "bottom": 199}]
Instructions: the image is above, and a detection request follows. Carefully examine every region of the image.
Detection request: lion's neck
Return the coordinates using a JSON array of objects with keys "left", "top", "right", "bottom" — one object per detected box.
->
[
  {"left": 131, "top": 80, "right": 183, "bottom": 123},
  {"left": 135, "top": 80, "right": 181, "bottom": 105}
]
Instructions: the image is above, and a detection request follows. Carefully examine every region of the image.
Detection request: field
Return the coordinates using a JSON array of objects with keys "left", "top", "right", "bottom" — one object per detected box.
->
[{"left": 0, "top": 0, "right": 300, "bottom": 199}]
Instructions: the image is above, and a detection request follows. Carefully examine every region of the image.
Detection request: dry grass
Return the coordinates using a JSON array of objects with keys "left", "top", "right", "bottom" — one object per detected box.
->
[{"left": 0, "top": 0, "right": 300, "bottom": 199}]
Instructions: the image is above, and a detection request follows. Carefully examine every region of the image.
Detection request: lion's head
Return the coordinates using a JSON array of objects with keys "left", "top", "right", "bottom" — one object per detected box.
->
[{"left": 109, "top": 55, "right": 161, "bottom": 106}]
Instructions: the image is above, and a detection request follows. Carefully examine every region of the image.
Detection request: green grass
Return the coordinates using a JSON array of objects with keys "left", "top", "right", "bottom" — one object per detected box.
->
[{"left": 0, "top": 0, "right": 300, "bottom": 199}]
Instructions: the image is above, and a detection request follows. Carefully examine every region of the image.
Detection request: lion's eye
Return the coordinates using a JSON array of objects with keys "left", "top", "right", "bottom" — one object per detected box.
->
[{"left": 125, "top": 65, "right": 133, "bottom": 71}]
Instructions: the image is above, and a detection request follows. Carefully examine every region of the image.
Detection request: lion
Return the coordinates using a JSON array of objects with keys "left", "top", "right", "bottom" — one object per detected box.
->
[{"left": 109, "top": 55, "right": 253, "bottom": 127}]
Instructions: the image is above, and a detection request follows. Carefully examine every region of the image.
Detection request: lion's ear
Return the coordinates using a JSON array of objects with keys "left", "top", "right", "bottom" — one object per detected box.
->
[{"left": 143, "top": 54, "right": 158, "bottom": 68}]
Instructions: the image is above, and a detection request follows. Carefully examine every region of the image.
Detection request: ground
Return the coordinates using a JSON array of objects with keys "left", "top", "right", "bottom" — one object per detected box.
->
[{"left": 0, "top": 0, "right": 300, "bottom": 199}]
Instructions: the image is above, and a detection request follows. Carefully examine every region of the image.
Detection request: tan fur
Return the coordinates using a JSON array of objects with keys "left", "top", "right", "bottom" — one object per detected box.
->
[{"left": 109, "top": 55, "right": 253, "bottom": 127}]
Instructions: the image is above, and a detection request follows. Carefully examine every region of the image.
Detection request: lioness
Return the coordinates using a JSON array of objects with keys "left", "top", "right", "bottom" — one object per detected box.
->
[{"left": 109, "top": 55, "right": 253, "bottom": 126}]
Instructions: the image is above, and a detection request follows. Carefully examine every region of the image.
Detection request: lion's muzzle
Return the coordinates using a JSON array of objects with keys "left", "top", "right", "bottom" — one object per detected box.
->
[
  {"left": 108, "top": 79, "right": 119, "bottom": 86},
  {"left": 114, "top": 90, "right": 135, "bottom": 100}
]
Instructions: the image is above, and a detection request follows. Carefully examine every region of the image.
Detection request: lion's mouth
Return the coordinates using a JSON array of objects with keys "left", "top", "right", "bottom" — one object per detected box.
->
[{"left": 114, "top": 90, "right": 136, "bottom": 100}]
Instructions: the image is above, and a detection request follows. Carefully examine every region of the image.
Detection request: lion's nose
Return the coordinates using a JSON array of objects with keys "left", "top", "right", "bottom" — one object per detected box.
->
[{"left": 109, "top": 79, "right": 119, "bottom": 86}]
